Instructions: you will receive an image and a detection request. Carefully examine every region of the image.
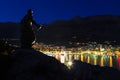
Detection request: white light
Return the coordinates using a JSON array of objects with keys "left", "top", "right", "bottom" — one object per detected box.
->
[{"left": 68, "top": 61, "right": 72, "bottom": 66}]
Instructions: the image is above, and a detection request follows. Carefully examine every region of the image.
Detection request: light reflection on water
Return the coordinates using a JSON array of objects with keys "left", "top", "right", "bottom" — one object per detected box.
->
[{"left": 54, "top": 53, "right": 120, "bottom": 70}]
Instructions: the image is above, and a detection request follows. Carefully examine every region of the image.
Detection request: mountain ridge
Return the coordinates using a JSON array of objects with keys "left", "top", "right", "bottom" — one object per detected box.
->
[{"left": 0, "top": 15, "right": 120, "bottom": 44}]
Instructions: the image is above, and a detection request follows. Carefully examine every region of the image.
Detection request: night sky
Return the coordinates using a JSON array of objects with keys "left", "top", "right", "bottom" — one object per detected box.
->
[{"left": 0, "top": 0, "right": 120, "bottom": 24}]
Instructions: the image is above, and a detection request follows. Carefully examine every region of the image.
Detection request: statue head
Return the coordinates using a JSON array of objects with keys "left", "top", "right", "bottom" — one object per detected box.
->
[{"left": 27, "top": 9, "right": 33, "bottom": 15}]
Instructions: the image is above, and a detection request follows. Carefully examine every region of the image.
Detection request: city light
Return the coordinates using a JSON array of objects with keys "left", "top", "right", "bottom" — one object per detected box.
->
[
  {"left": 68, "top": 61, "right": 73, "bottom": 66},
  {"left": 67, "top": 61, "right": 73, "bottom": 69},
  {"left": 32, "top": 42, "right": 120, "bottom": 70}
]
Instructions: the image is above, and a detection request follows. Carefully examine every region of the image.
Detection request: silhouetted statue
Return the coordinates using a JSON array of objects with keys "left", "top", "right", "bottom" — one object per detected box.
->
[{"left": 20, "top": 9, "right": 41, "bottom": 48}]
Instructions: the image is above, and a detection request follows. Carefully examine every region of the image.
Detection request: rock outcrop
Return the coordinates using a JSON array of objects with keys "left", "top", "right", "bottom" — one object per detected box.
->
[{"left": 8, "top": 48, "right": 71, "bottom": 80}]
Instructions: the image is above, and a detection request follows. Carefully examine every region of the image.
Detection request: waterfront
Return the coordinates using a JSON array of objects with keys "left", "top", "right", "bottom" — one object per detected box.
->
[
  {"left": 43, "top": 51, "right": 120, "bottom": 70},
  {"left": 33, "top": 42, "right": 120, "bottom": 70}
]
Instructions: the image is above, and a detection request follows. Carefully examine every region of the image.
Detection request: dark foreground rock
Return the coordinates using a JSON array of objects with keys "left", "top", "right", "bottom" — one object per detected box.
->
[
  {"left": 1, "top": 48, "right": 120, "bottom": 80},
  {"left": 7, "top": 48, "right": 71, "bottom": 80},
  {"left": 70, "top": 60, "right": 120, "bottom": 80}
]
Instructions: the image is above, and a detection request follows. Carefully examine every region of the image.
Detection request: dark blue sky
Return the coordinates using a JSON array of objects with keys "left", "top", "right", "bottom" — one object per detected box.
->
[{"left": 0, "top": 0, "right": 120, "bottom": 24}]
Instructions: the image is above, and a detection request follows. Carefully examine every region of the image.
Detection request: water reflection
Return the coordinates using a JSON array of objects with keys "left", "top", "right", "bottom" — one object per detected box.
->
[{"left": 55, "top": 53, "right": 120, "bottom": 70}]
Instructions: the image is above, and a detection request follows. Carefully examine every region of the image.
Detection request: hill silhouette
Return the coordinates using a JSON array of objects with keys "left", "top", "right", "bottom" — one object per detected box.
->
[
  {"left": 0, "top": 15, "right": 120, "bottom": 45},
  {"left": 39, "top": 15, "right": 120, "bottom": 44},
  {"left": 0, "top": 22, "right": 21, "bottom": 39}
]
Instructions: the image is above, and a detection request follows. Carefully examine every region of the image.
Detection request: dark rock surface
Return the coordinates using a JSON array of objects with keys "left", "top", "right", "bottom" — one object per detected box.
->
[
  {"left": 0, "top": 48, "right": 120, "bottom": 80},
  {"left": 70, "top": 60, "right": 120, "bottom": 80},
  {"left": 7, "top": 48, "right": 71, "bottom": 80}
]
